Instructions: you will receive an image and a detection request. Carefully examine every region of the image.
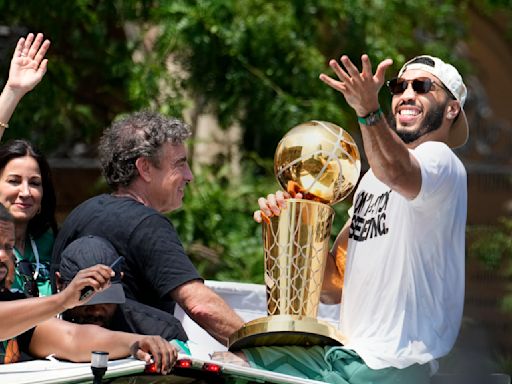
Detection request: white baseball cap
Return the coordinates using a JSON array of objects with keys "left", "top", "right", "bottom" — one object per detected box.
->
[{"left": 398, "top": 55, "right": 469, "bottom": 148}]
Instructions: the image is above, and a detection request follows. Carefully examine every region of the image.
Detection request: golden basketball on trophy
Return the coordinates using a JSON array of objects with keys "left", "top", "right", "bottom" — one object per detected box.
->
[{"left": 228, "top": 120, "right": 361, "bottom": 350}]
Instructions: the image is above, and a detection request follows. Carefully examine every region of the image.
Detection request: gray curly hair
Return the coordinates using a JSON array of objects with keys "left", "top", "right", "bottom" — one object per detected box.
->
[{"left": 99, "top": 110, "right": 191, "bottom": 190}]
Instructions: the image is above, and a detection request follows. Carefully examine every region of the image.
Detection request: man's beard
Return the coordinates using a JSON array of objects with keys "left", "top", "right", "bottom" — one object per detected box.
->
[{"left": 389, "top": 100, "right": 447, "bottom": 144}]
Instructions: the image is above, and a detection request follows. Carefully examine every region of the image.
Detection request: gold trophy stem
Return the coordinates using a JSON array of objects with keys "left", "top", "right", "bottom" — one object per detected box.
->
[{"left": 229, "top": 199, "right": 346, "bottom": 350}]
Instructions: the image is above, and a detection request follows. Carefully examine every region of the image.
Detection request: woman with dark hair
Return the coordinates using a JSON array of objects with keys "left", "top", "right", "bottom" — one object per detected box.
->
[
  {"left": 0, "top": 32, "right": 53, "bottom": 296},
  {"left": 0, "top": 139, "right": 57, "bottom": 296}
]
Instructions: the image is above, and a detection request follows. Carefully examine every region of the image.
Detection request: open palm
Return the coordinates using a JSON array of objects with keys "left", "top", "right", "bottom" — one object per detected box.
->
[{"left": 7, "top": 33, "right": 50, "bottom": 93}]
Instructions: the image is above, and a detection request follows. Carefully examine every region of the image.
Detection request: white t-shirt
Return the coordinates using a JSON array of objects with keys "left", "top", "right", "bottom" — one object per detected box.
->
[{"left": 339, "top": 141, "right": 467, "bottom": 370}]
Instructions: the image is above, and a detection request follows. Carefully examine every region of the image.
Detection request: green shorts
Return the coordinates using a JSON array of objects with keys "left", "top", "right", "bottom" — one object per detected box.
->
[{"left": 243, "top": 346, "right": 430, "bottom": 384}]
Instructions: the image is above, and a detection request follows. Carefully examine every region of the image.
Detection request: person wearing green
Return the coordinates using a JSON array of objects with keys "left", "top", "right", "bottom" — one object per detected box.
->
[
  {"left": 0, "top": 32, "right": 57, "bottom": 297},
  {"left": 12, "top": 228, "right": 55, "bottom": 296}
]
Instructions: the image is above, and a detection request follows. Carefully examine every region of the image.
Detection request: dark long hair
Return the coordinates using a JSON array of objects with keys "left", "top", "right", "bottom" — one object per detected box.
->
[{"left": 0, "top": 140, "right": 57, "bottom": 238}]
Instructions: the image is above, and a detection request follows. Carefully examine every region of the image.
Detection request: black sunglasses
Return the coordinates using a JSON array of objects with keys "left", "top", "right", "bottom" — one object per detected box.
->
[
  {"left": 387, "top": 77, "right": 439, "bottom": 95},
  {"left": 17, "top": 260, "right": 39, "bottom": 297}
]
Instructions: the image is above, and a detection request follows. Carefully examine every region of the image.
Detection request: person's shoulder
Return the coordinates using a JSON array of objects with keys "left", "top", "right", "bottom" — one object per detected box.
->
[
  {"left": 413, "top": 141, "right": 464, "bottom": 168},
  {"left": 67, "top": 193, "right": 108, "bottom": 213},
  {"left": 414, "top": 140, "right": 451, "bottom": 154}
]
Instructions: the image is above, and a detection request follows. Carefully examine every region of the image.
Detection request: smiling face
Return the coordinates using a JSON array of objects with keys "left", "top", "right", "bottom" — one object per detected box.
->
[
  {"left": 390, "top": 69, "right": 452, "bottom": 145},
  {"left": 146, "top": 142, "right": 194, "bottom": 213},
  {"left": 0, "top": 156, "right": 43, "bottom": 225}
]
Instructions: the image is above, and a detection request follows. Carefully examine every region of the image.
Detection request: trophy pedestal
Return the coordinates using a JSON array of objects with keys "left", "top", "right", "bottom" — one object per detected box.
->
[{"left": 228, "top": 315, "right": 346, "bottom": 351}]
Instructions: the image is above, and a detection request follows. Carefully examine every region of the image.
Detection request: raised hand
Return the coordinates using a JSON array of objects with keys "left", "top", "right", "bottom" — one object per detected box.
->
[
  {"left": 58, "top": 265, "right": 114, "bottom": 309},
  {"left": 319, "top": 54, "right": 393, "bottom": 117},
  {"left": 7, "top": 32, "right": 51, "bottom": 96}
]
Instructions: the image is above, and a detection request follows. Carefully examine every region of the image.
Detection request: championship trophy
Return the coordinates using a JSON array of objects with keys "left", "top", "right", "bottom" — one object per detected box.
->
[{"left": 229, "top": 120, "right": 361, "bottom": 350}]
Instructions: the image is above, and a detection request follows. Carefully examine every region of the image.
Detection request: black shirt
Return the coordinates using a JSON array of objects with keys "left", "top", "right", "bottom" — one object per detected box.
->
[
  {"left": 116, "top": 299, "right": 188, "bottom": 341},
  {"left": 52, "top": 194, "right": 201, "bottom": 314}
]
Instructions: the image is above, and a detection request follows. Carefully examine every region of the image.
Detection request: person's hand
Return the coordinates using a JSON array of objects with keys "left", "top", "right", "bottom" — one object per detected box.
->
[
  {"left": 319, "top": 54, "right": 393, "bottom": 117},
  {"left": 130, "top": 336, "right": 177, "bottom": 375},
  {"left": 58, "top": 265, "right": 114, "bottom": 309},
  {"left": 253, "top": 190, "right": 303, "bottom": 223},
  {"left": 6, "top": 32, "right": 50, "bottom": 97}
]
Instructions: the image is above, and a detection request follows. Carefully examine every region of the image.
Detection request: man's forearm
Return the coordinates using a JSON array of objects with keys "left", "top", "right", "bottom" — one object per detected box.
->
[
  {"left": 192, "top": 297, "right": 244, "bottom": 346},
  {"left": 174, "top": 281, "right": 244, "bottom": 346}
]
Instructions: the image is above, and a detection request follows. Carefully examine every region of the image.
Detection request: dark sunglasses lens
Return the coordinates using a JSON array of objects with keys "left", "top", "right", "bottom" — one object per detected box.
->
[
  {"left": 388, "top": 78, "right": 433, "bottom": 95},
  {"left": 388, "top": 79, "right": 404, "bottom": 94},
  {"left": 412, "top": 79, "right": 432, "bottom": 94}
]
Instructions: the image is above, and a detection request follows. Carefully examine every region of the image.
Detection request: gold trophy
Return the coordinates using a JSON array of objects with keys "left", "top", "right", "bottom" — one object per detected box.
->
[{"left": 229, "top": 120, "right": 361, "bottom": 350}]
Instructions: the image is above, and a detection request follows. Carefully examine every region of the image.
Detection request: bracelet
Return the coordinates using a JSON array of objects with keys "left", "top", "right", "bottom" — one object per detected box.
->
[
  {"left": 0, "top": 121, "right": 8, "bottom": 129},
  {"left": 357, "top": 107, "right": 383, "bottom": 126}
]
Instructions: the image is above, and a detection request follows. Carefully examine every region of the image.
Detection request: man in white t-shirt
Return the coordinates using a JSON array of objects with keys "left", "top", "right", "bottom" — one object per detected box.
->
[{"left": 224, "top": 55, "right": 468, "bottom": 383}]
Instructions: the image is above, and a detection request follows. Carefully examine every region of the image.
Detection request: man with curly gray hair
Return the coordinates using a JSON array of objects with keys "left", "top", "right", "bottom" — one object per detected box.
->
[{"left": 51, "top": 110, "right": 244, "bottom": 345}]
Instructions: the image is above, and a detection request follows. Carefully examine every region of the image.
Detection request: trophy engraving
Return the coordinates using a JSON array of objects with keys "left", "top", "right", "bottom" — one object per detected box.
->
[{"left": 229, "top": 120, "right": 361, "bottom": 350}]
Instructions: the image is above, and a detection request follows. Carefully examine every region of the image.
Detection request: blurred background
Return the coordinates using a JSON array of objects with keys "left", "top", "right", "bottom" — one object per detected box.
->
[{"left": 1, "top": 0, "right": 511, "bottom": 377}]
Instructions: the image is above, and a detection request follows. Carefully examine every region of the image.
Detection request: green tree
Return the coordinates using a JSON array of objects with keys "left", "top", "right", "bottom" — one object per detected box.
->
[{"left": 3, "top": 0, "right": 502, "bottom": 156}]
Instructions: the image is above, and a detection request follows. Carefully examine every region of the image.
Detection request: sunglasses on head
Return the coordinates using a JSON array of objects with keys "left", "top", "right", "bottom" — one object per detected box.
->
[{"left": 387, "top": 77, "right": 439, "bottom": 95}]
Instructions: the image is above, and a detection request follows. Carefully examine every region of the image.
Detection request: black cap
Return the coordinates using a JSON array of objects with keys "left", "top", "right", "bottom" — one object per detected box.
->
[{"left": 59, "top": 235, "right": 125, "bottom": 306}]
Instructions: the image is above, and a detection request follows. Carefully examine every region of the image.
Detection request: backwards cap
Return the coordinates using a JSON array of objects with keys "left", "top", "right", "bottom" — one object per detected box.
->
[{"left": 398, "top": 55, "right": 469, "bottom": 148}]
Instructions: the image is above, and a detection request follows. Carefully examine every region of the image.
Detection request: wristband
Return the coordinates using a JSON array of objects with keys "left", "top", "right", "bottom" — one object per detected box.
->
[{"left": 357, "top": 107, "right": 383, "bottom": 126}]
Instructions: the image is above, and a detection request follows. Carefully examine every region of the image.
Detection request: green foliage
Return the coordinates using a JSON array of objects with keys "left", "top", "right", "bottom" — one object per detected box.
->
[
  {"left": 469, "top": 217, "right": 512, "bottom": 270},
  {"left": 170, "top": 155, "right": 279, "bottom": 282},
  {"left": 468, "top": 217, "right": 512, "bottom": 317},
  {"left": 152, "top": 0, "right": 473, "bottom": 157},
  {"left": 2, "top": 0, "right": 510, "bottom": 156},
  {"left": 0, "top": 0, "right": 168, "bottom": 152}
]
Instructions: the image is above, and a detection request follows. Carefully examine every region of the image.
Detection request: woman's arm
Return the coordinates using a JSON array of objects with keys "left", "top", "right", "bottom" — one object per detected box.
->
[{"left": 0, "top": 32, "right": 50, "bottom": 139}]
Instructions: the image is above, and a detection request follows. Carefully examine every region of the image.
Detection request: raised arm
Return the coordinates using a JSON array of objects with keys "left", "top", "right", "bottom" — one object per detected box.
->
[
  {"left": 0, "top": 32, "right": 50, "bottom": 139},
  {"left": 319, "top": 55, "right": 422, "bottom": 199},
  {"left": 29, "top": 320, "right": 176, "bottom": 374},
  {"left": 0, "top": 265, "right": 113, "bottom": 340}
]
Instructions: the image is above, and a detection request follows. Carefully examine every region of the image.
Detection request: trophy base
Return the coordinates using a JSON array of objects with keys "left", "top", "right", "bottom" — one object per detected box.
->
[{"left": 228, "top": 315, "right": 346, "bottom": 351}]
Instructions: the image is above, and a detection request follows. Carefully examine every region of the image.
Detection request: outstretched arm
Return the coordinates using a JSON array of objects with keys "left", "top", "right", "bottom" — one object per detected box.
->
[
  {"left": 29, "top": 319, "right": 176, "bottom": 374},
  {"left": 0, "top": 265, "right": 113, "bottom": 340},
  {"left": 0, "top": 32, "right": 50, "bottom": 138},
  {"left": 320, "top": 55, "right": 421, "bottom": 199}
]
